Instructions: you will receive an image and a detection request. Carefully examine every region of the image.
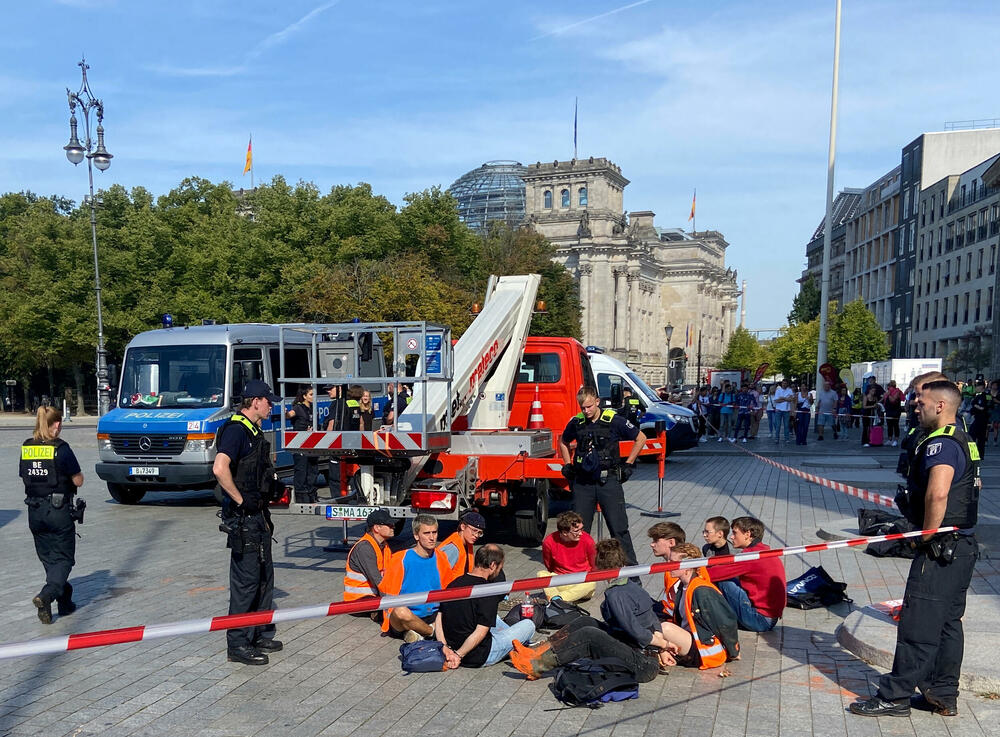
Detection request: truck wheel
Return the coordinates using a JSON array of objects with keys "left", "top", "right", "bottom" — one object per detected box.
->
[
  {"left": 515, "top": 481, "right": 549, "bottom": 545},
  {"left": 108, "top": 483, "right": 146, "bottom": 505}
]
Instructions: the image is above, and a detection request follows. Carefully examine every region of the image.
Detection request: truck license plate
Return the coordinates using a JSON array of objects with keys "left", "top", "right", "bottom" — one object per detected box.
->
[
  {"left": 326, "top": 505, "right": 378, "bottom": 520},
  {"left": 129, "top": 466, "right": 159, "bottom": 476}
]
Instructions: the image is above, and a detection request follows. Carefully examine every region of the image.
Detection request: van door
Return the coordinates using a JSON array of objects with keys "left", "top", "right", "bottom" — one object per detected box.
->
[{"left": 229, "top": 346, "right": 278, "bottom": 450}]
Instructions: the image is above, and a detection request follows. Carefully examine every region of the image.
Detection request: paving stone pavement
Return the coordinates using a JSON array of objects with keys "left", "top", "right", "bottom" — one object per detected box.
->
[{"left": 1, "top": 425, "right": 999, "bottom": 736}]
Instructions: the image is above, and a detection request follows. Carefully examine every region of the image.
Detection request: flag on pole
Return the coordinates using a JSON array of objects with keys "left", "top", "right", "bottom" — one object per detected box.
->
[
  {"left": 573, "top": 97, "right": 578, "bottom": 159},
  {"left": 243, "top": 137, "right": 253, "bottom": 175},
  {"left": 688, "top": 189, "right": 696, "bottom": 221}
]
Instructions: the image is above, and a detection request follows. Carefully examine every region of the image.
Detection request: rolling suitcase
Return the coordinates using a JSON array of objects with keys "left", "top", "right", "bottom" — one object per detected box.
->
[{"left": 868, "top": 423, "right": 884, "bottom": 447}]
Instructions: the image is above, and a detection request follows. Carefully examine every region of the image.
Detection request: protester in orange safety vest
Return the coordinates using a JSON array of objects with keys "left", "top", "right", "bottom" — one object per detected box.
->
[
  {"left": 647, "top": 522, "right": 708, "bottom": 618},
  {"left": 659, "top": 543, "right": 739, "bottom": 670},
  {"left": 379, "top": 514, "right": 454, "bottom": 641},
  {"left": 437, "top": 511, "right": 485, "bottom": 577},
  {"left": 343, "top": 508, "right": 395, "bottom": 607}
]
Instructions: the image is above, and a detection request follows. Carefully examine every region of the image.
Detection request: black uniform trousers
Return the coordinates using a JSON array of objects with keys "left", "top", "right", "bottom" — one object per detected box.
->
[
  {"left": 292, "top": 453, "right": 319, "bottom": 496},
  {"left": 27, "top": 498, "right": 76, "bottom": 602},
  {"left": 878, "top": 534, "right": 977, "bottom": 704},
  {"left": 572, "top": 475, "right": 638, "bottom": 566},
  {"left": 228, "top": 513, "right": 276, "bottom": 650}
]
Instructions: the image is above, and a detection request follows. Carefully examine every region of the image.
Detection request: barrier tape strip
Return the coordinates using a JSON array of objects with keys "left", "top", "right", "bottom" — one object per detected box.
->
[{"left": 0, "top": 526, "right": 956, "bottom": 661}]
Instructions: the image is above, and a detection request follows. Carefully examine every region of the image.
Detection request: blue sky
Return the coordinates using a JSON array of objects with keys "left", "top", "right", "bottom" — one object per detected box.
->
[{"left": 3, "top": 0, "right": 999, "bottom": 331}]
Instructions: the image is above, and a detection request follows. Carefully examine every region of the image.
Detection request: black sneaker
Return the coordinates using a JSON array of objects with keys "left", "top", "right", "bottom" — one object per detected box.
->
[
  {"left": 227, "top": 646, "right": 268, "bottom": 665},
  {"left": 32, "top": 594, "right": 52, "bottom": 625},
  {"left": 849, "top": 696, "right": 910, "bottom": 717},
  {"left": 255, "top": 638, "right": 283, "bottom": 652}
]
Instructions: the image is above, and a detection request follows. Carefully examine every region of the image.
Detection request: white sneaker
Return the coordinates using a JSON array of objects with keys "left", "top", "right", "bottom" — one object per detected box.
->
[
  {"left": 717, "top": 437, "right": 723, "bottom": 442},
  {"left": 729, "top": 437, "right": 736, "bottom": 442},
  {"left": 863, "top": 444, "right": 870, "bottom": 448},
  {"left": 699, "top": 437, "right": 708, "bottom": 443},
  {"left": 403, "top": 630, "right": 423, "bottom": 644},
  {"left": 741, "top": 438, "right": 747, "bottom": 443},
  {"left": 892, "top": 440, "right": 898, "bottom": 447}
]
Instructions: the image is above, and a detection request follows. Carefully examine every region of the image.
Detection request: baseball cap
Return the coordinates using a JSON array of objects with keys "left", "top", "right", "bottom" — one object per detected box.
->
[
  {"left": 366, "top": 508, "right": 393, "bottom": 528},
  {"left": 242, "top": 380, "right": 281, "bottom": 403},
  {"left": 460, "top": 511, "right": 486, "bottom": 530}
]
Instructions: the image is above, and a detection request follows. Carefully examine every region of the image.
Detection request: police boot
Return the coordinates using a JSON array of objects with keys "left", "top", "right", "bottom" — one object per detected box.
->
[
  {"left": 32, "top": 593, "right": 52, "bottom": 625},
  {"left": 57, "top": 584, "right": 76, "bottom": 616},
  {"left": 510, "top": 640, "right": 557, "bottom": 680}
]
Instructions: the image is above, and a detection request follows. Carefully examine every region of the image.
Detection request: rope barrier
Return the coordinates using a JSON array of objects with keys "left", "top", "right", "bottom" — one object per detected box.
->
[{"left": 0, "top": 525, "right": 955, "bottom": 661}]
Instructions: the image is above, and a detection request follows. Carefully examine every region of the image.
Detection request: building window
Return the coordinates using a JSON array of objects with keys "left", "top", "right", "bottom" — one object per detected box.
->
[
  {"left": 964, "top": 293, "right": 969, "bottom": 324},
  {"left": 989, "top": 287, "right": 994, "bottom": 321},
  {"left": 543, "top": 190, "right": 552, "bottom": 209},
  {"left": 992, "top": 245, "right": 996, "bottom": 275},
  {"left": 978, "top": 249, "right": 984, "bottom": 278},
  {"left": 560, "top": 189, "right": 570, "bottom": 208},
  {"left": 578, "top": 187, "right": 588, "bottom": 206},
  {"left": 975, "top": 290, "right": 981, "bottom": 322},
  {"left": 930, "top": 195, "right": 935, "bottom": 223},
  {"left": 961, "top": 184, "right": 967, "bottom": 207}
]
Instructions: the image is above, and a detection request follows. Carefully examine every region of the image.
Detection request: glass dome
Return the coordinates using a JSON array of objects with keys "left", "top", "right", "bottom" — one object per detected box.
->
[{"left": 448, "top": 160, "right": 527, "bottom": 233}]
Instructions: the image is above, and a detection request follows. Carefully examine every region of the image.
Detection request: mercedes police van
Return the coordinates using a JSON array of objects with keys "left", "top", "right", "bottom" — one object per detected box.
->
[{"left": 95, "top": 323, "right": 386, "bottom": 504}]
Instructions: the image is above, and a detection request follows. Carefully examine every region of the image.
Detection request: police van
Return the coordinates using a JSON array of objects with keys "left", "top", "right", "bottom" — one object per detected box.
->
[
  {"left": 95, "top": 323, "right": 387, "bottom": 504},
  {"left": 586, "top": 350, "right": 698, "bottom": 454}
]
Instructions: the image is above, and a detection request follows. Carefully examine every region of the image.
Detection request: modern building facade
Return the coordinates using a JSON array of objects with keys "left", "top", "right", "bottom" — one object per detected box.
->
[
  {"left": 843, "top": 167, "right": 900, "bottom": 333},
  {"left": 520, "top": 157, "right": 739, "bottom": 383},
  {"left": 800, "top": 188, "right": 863, "bottom": 307}
]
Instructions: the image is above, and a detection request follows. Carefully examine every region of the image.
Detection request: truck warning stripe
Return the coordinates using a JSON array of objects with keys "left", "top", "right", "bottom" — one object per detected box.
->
[{"left": 0, "top": 526, "right": 955, "bottom": 661}]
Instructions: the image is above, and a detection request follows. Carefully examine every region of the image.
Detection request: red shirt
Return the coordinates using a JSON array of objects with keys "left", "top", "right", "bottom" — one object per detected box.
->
[
  {"left": 708, "top": 542, "right": 786, "bottom": 619},
  {"left": 542, "top": 530, "right": 596, "bottom": 574}
]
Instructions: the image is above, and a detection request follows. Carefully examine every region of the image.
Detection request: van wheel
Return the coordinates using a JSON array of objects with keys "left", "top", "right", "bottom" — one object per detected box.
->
[
  {"left": 108, "top": 483, "right": 146, "bottom": 505},
  {"left": 514, "top": 481, "right": 549, "bottom": 545}
]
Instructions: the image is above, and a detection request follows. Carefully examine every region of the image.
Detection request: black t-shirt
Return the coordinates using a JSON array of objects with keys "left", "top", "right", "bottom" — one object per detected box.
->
[
  {"left": 56, "top": 443, "right": 82, "bottom": 477},
  {"left": 561, "top": 412, "right": 640, "bottom": 445},
  {"left": 217, "top": 421, "right": 252, "bottom": 462},
  {"left": 289, "top": 402, "right": 313, "bottom": 431},
  {"left": 702, "top": 541, "right": 732, "bottom": 558},
  {"left": 438, "top": 574, "right": 496, "bottom": 668},
  {"left": 920, "top": 432, "right": 967, "bottom": 484}
]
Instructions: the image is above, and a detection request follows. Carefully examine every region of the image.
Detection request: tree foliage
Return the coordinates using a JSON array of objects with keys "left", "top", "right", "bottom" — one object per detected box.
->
[
  {"left": 718, "top": 326, "right": 763, "bottom": 370},
  {"left": 944, "top": 327, "right": 992, "bottom": 380},
  {"left": 788, "top": 276, "right": 821, "bottom": 326},
  {"left": 0, "top": 177, "right": 582, "bottom": 408}
]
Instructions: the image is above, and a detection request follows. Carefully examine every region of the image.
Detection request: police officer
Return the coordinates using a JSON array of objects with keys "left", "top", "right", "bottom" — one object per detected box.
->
[
  {"left": 559, "top": 386, "right": 647, "bottom": 566},
  {"left": 286, "top": 385, "right": 319, "bottom": 504},
  {"left": 969, "top": 380, "right": 991, "bottom": 457},
  {"left": 343, "top": 384, "right": 364, "bottom": 431},
  {"left": 214, "top": 380, "right": 283, "bottom": 665},
  {"left": 619, "top": 386, "right": 643, "bottom": 426},
  {"left": 19, "top": 407, "right": 84, "bottom": 624},
  {"left": 851, "top": 380, "right": 980, "bottom": 718},
  {"left": 896, "top": 371, "right": 948, "bottom": 479}
]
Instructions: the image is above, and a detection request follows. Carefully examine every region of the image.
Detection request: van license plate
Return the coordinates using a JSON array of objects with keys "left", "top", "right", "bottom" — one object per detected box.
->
[
  {"left": 129, "top": 466, "right": 159, "bottom": 476},
  {"left": 326, "top": 505, "right": 378, "bottom": 520}
]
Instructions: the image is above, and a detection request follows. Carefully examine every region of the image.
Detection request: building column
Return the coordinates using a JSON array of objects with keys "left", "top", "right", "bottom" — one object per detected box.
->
[
  {"left": 578, "top": 263, "right": 592, "bottom": 346},
  {"left": 614, "top": 268, "right": 628, "bottom": 351},
  {"left": 627, "top": 271, "right": 640, "bottom": 356}
]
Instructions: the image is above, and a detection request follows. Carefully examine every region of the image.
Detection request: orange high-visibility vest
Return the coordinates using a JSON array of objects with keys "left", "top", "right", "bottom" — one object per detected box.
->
[
  {"left": 378, "top": 547, "right": 454, "bottom": 632},
  {"left": 662, "top": 566, "right": 710, "bottom": 617},
  {"left": 343, "top": 532, "right": 389, "bottom": 602},
  {"left": 678, "top": 575, "right": 729, "bottom": 669},
  {"left": 437, "top": 531, "right": 473, "bottom": 577}
]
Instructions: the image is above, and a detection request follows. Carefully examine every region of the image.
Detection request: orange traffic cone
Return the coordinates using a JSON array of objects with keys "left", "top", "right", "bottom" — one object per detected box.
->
[{"left": 528, "top": 384, "right": 545, "bottom": 429}]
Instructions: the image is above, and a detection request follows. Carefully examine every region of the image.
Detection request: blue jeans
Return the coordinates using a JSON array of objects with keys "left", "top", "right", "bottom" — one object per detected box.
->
[
  {"left": 774, "top": 410, "right": 790, "bottom": 441},
  {"left": 766, "top": 409, "right": 776, "bottom": 436},
  {"left": 484, "top": 617, "right": 536, "bottom": 665},
  {"left": 716, "top": 579, "right": 778, "bottom": 632}
]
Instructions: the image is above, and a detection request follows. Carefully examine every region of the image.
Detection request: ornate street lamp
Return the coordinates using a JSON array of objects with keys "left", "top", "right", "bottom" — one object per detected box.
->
[
  {"left": 664, "top": 324, "right": 674, "bottom": 387},
  {"left": 65, "top": 58, "right": 113, "bottom": 415}
]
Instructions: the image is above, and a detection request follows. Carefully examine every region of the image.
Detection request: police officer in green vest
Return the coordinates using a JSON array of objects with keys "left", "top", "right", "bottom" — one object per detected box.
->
[
  {"left": 19, "top": 407, "right": 85, "bottom": 624},
  {"left": 343, "top": 384, "right": 364, "bottom": 431},
  {"left": 213, "top": 380, "right": 283, "bottom": 665},
  {"left": 619, "top": 386, "right": 644, "bottom": 426},
  {"left": 852, "top": 380, "right": 980, "bottom": 718},
  {"left": 896, "top": 371, "right": 948, "bottom": 479},
  {"left": 559, "top": 386, "right": 647, "bottom": 566}
]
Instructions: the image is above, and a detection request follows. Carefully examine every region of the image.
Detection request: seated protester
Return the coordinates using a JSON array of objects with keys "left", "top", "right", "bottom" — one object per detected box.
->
[
  {"left": 647, "top": 522, "right": 708, "bottom": 619},
  {"left": 701, "top": 516, "right": 732, "bottom": 557},
  {"left": 658, "top": 543, "right": 739, "bottom": 670},
  {"left": 343, "top": 508, "right": 396, "bottom": 619},
  {"left": 436, "top": 544, "right": 535, "bottom": 668},
  {"left": 379, "top": 514, "right": 454, "bottom": 642},
  {"left": 537, "top": 511, "right": 597, "bottom": 602},
  {"left": 437, "top": 511, "right": 486, "bottom": 578},
  {"left": 707, "top": 516, "right": 786, "bottom": 632},
  {"left": 510, "top": 540, "right": 664, "bottom": 682}
]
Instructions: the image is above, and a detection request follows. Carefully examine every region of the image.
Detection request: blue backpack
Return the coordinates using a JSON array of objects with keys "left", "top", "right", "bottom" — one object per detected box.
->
[
  {"left": 399, "top": 640, "right": 446, "bottom": 673},
  {"left": 552, "top": 658, "right": 639, "bottom": 707}
]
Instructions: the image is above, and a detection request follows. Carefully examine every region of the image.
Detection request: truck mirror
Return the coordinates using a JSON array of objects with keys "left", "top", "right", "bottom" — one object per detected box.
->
[{"left": 610, "top": 383, "right": 623, "bottom": 408}]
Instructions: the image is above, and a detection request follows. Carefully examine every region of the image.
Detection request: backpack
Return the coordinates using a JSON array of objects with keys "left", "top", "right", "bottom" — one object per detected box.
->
[
  {"left": 551, "top": 658, "right": 639, "bottom": 708},
  {"left": 399, "top": 640, "right": 446, "bottom": 673},
  {"left": 542, "top": 598, "right": 592, "bottom": 629},
  {"left": 502, "top": 594, "right": 549, "bottom": 628},
  {"left": 858, "top": 507, "right": 917, "bottom": 559},
  {"left": 785, "top": 566, "right": 851, "bottom": 610}
]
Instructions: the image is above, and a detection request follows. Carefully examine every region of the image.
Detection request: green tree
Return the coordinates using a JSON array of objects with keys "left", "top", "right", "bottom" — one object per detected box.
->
[
  {"left": 944, "top": 327, "right": 991, "bottom": 380},
  {"left": 718, "top": 326, "right": 761, "bottom": 370},
  {"left": 788, "top": 276, "right": 821, "bottom": 326},
  {"left": 827, "top": 299, "right": 889, "bottom": 369},
  {"left": 770, "top": 319, "right": 820, "bottom": 381},
  {"left": 398, "top": 187, "right": 483, "bottom": 286}
]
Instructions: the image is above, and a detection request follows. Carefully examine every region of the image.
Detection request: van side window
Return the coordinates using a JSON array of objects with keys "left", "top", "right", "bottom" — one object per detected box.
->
[
  {"left": 579, "top": 350, "right": 597, "bottom": 391},
  {"left": 269, "top": 347, "right": 312, "bottom": 397},
  {"left": 232, "top": 347, "right": 264, "bottom": 398},
  {"left": 596, "top": 373, "right": 626, "bottom": 400}
]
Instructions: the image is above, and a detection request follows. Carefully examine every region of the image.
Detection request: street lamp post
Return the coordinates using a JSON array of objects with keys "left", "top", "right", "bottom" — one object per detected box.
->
[
  {"left": 663, "top": 324, "right": 674, "bottom": 387},
  {"left": 64, "top": 59, "right": 113, "bottom": 416}
]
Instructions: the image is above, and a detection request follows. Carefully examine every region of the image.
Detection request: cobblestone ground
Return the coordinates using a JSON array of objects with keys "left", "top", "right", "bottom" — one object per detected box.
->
[{"left": 0, "top": 423, "right": 998, "bottom": 737}]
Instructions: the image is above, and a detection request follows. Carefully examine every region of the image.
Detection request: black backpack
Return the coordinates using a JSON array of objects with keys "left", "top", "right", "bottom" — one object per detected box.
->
[
  {"left": 542, "top": 598, "right": 592, "bottom": 629},
  {"left": 785, "top": 566, "right": 851, "bottom": 610},
  {"left": 551, "top": 658, "right": 639, "bottom": 708}
]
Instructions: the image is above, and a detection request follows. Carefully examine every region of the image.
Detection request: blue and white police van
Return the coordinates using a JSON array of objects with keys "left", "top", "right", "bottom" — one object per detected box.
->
[
  {"left": 587, "top": 350, "right": 698, "bottom": 453},
  {"left": 96, "top": 323, "right": 386, "bottom": 504}
]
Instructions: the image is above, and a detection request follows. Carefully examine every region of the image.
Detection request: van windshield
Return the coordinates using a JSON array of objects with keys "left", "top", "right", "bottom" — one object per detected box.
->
[
  {"left": 118, "top": 345, "right": 227, "bottom": 409},
  {"left": 626, "top": 372, "right": 662, "bottom": 403}
]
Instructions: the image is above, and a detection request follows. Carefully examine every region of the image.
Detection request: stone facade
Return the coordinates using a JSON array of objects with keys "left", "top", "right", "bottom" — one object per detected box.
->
[{"left": 521, "top": 157, "right": 739, "bottom": 384}]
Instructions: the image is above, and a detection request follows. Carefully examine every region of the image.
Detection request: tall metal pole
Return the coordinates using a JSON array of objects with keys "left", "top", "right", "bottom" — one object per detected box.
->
[
  {"left": 816, "top": 0, "right": 842, "bottom": 391},
  {"left": 697, "top": 330, "right": 703, "bottom": 387},
  {"left": 86, "top": 157, "right": 109, "bottom": 416}
]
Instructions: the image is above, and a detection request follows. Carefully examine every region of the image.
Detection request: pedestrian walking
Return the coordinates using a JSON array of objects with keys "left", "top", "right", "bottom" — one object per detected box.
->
[
  {"left": 850, "top": 381, "right": 979, "bottom": 718},
  {"left": 213, "top": 380, "right": 284, "bottom": 665},
  {"left": 772, "top": 379, "right": 793, "bottom": 443},
  {"left": 20, "top": 407, "right": 84, "bottom": 624}
]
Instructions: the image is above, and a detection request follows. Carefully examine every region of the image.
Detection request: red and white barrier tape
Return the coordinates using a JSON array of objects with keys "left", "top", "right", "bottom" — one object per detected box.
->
[{"left": 0, "top": 526, "right": 955, "bottom": 660}]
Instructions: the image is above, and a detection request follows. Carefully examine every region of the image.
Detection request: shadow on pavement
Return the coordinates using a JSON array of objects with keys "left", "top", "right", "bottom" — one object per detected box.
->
[{"left": 0, "top": 508, "right": 21, "bottom": 529}]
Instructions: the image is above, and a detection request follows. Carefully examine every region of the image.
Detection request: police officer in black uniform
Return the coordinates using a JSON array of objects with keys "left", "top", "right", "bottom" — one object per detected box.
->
[
  {"left": 896, "top": 371, "right": 948, "bottom": 479},
  {"left": 214, "top": 380, "right": 283, "bottom": 665},
  {"left": 618, "top": 386, "right": 644, "bottom": 426},
  {"left": 286, "top": 385, "right": 319, "bottom": 504},
  {"left": 19, "top": 407, "right": 85, "bottom": 624},
  {"left": 852, "top": 380, "right": 980, "bottom": 718},
  {"left": 343, "top": 384, "right": 363, "bottom": 431},
  {"left": 559, "top": 386, "right": 647, "bottom": 566},
  {"left": 969, "top": 379, "right": 991, "bottom": 457}
]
